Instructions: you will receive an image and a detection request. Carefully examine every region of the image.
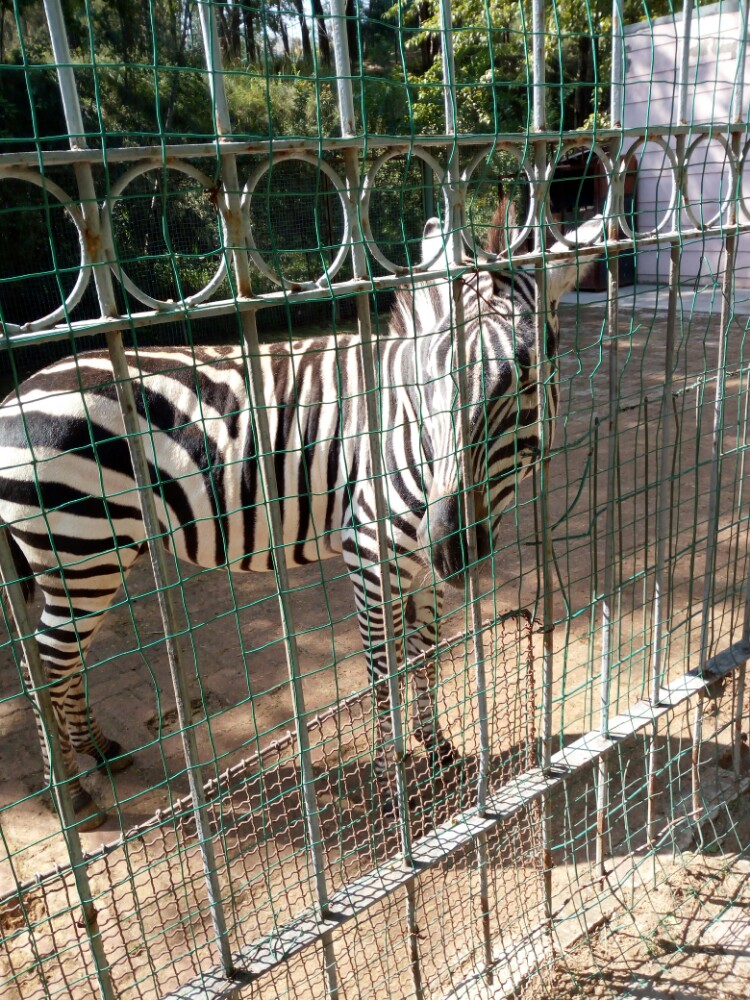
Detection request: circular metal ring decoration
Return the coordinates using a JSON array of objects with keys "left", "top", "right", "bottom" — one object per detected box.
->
[
  {"left": 460, "top": 144, "right": 535, "bottom": 260},
  {"left": 360, "top": 146, "right": 447, "bottom": 273},
  {"left": 618, "top": 135, "right": 680, "bottom": 239},
  {"left": 0, "top": 169, "right": 90, "bottom": 334},
  {"left": 101, "top": 161, "right": 228, "bottom": 311},
  {"left": 544, "top": 142, "right": 613, "bottom": 246},
  {"left": 242, "top": 152, "right": 351, "bottom": 290},
  {"left": 681, "top": 132, "right": 736, "bottom": 231}
]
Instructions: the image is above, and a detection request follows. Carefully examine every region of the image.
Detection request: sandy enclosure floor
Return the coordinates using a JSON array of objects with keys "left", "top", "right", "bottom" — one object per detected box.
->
[{"left": 0, "top": 296, "right": 749, "bottom": 998}]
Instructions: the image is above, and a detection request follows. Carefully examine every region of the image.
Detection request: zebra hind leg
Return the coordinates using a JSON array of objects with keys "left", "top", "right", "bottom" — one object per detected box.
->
[
  {"left": 348, "top": 567, "right": 408, "bottom": 815},
  {"left": 33, "top": 564, "right": 137, "bottom": 824},
  {"left": 25, "top": 662, "right": 108, "bottom": 831}
]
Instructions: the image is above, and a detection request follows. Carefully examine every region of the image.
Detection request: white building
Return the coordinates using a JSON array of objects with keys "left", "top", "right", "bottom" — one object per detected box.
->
[{"left": 623, "top": 0, "right": 750, "bottom": 287}]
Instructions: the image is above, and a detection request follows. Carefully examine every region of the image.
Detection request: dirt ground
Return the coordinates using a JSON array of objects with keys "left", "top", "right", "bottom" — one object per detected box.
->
[
  {"left": 1, "top": 294, "right": 750, "bottom": 998},
  {"left": 538, "top": 799, "right": 750, "bottom": 1000}
]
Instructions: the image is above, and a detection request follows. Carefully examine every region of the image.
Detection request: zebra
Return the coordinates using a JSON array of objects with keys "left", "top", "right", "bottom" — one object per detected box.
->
[{"left": 0, "top": 217, "right": 599, "bottom": 829}]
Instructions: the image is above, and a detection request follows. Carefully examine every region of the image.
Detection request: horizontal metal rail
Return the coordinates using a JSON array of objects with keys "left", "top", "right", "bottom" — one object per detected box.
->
[
  {"left": 1, "top": 225, "right": 747, "bottom": 351},
  {"left": 161, "top": 639, "right": 750, "bottom": 999},
  {"left": 0, "top": 121, "right": 746, "bottom": 169}
]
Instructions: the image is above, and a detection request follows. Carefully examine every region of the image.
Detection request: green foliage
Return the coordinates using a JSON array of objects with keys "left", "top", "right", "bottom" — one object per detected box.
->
[
  {"left": 384, "top": 0, "right": 683, "bottom": 134},
  {"left": 0, "top": 0, "right": 717, "bottom": 149},
  {"left": 224, "top": 70, "right": 341, "bottom": 138}
]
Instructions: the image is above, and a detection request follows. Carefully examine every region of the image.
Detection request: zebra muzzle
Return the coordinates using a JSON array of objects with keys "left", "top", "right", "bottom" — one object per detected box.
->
[{"left": 419, "top": 494, "right": 491, "bottom": 587}]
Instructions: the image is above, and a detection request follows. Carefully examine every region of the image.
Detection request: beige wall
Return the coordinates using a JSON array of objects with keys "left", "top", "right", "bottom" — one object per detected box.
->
[{"left": 623, "top": 1, "right": 750, "bottom": 287}]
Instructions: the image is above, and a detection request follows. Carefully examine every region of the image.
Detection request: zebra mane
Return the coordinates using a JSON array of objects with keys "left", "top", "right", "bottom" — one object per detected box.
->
[
  {"left": 387, "top": 214, "right": 603, "bottom": 341},
  {"left": 386, "top": 219, "right": 452, "bottom": 340}
]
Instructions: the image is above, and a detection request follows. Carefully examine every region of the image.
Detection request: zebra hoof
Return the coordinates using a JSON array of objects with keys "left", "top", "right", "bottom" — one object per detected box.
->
[
  {"left": 373, "top": 759, "right": 389, "bottom": 784},
  {"left": 71, "top": 790, "right": 107, "bottom": 831},
  {"left": 381, "top": 793, "right": 419, "bottom": 820},
  {"left": 382, "top": 794, "right": 398, "bottom": 818},
  {"left": 428, "top": 740, "right": 460, "bottom": 772},
  {"left": 94, "top": 741, "right": 134, "bottom": 774}
]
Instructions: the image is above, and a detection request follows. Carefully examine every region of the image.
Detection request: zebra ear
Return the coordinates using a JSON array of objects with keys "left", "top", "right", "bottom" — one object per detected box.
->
[
  {"left": 421, "top": 217, "right": 446, "bottom": 267},
  {"left": 546, "top": 214, "right": 605, "bottom": 305}
]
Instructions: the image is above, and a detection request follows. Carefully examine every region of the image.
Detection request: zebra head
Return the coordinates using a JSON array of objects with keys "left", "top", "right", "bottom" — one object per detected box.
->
[
  {"left": 404, "top": 215, "right": 603, "bottom": 586},
  {"left": 411, "top": 277, "right": 531, "bottom": 585}
]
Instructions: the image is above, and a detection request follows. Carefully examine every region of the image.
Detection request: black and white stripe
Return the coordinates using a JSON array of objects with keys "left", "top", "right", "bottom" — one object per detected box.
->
[{"left": 0, "top": 218, "right": 597, "bottom": 825}]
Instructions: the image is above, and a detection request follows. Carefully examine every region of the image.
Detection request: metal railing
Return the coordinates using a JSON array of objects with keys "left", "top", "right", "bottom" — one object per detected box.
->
[{"left": 1, "top": 1, "right": 750, "bottom": 997}]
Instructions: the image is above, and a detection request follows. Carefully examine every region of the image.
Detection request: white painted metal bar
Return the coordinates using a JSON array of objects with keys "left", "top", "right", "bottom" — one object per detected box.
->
[
  {"left": 733, "top": 662, "right": 747, "bottom": 781},
  {"left": 647, "top": 0, "right": 694, "bottom": 852},
  {"left": 160, "top": 636, "right": 749, "bottom": 999},
  {"left": 105, "top": 330, "right": 235, "bottom": 968},
  {"left": 236, "top": 308, "right": 342, "bottom": 986},
  {"left": 531, "top": 0, "right": 546, "bottom": 135},
  {"left": 0, "top": 529, "right": 116, "bottom": 1000},
  {"left": 739, "top": 342, "right": 750, "bottom": 776},
  {"left": 646, "top": 243, "right": 679, "bottom": 852},
  {"left": 595, "top": 0, "right": 625, "bottom": 879},
  {"left": 610, "top": 0, "right": 625, "bottom": 130},
  {"left": 3, "top": 122, "right": 747, "bottom": 171},
  {"left": 42, "top": 0, "right": 236, "bottom": 976},
  {"left": 732, "top": 0, "right": 750, "bottom": 124},
  {"left": 41, "top": 0, "right": 117, "bottom": 321},
  {"left": 694, "top": 0, "right": 749, "bottom": 834},
  {"left": 327, "top": 1, "right": 421, "bottom": 993},
  {"left": 3, "top": 221, "right": 750, "bottom": 351},
  {"left": 439, "top": 0, "right": 490, "bottom": 822},
  {"left": 731, "top": 0, "right": 750, "bottom": 790},
  {"left": 677, "top": 0, "right": 695, "bottom": 124},
  {"left": 197, "top": 6, "right": 341, "bottom": 993},
  {"left": 438, "top": 0, "right": 493, "bottom": 981},
  {"left": 696, "top": 0, "right": 747, "bottom": 666},
  {"left": 325, "top": 0, "right": 412, "bottom": 853},
  {"left": 595, "top": 256, "right": 619, "bottom": 876},
  {"left": 530, "top": 0, "right": 556, "bottom": 935}
]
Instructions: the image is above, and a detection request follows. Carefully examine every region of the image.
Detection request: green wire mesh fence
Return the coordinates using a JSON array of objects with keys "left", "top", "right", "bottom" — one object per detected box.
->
[{"left": 1, "top": 0, "right": 750, "bottom": 998}]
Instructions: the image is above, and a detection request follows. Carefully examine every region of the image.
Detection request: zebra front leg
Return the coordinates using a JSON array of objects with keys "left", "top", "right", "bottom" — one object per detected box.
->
[
  {"left": 346, "top": 557, "right": 406, "bottom": 790},
  {"left": 62, "top": 668, "right": 133, "bottom": 774},
  {"left": 404, "top": 583, "right": 460, "bottom": 770},
  {"left": 366, "top": 629, "right": 407, "bottom": 791}
]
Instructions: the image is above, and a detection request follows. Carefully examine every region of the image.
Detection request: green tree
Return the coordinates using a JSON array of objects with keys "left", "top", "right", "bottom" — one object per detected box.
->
[{"left": 387, "top": 0, "right": 680, "bottom": 134}]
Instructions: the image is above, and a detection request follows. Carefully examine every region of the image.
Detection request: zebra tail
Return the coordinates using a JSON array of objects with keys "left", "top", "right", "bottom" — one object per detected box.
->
[{"left": 2, "top": 531, "right": 36, "bottom": 603}]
